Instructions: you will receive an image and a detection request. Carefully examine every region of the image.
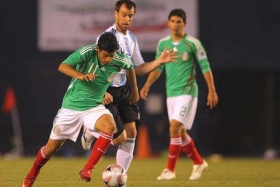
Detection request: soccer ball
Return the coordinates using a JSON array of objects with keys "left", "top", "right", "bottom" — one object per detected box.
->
[{"left": 102, "top": 164, "right": 127, "bottom": 187}]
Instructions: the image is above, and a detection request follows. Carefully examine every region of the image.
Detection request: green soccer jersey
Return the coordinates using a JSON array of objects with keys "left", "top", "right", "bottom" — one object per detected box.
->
[
  {"left": 156, "top": 34, "right": 212, "bottom": 97},
  {"left": 61, "top": 44, "right": 133, "bottom": 111}
]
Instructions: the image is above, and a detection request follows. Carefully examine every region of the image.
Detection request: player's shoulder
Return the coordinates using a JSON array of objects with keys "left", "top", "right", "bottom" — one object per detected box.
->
[
  {"left": 78, "top": 44, "right": 96, "bottom": 55},
  {"left": 114, "top": 52, "right": 131, "bottom": 63},
  {"left": 158, "top": 35, "right": 171, "bottom": 44},
  {"left": 113, "top": 52, "right": 133, "bottom": 68},
  {"left": 105, "top": 25, "right": 116, "bottom": 34},
  {"left": 184, "top": 34, "right": 203, "bottom": 47}
]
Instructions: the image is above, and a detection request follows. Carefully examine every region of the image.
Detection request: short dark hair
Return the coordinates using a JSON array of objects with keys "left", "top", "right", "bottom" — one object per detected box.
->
[
  {"left": 168, "top": 9, "right": 186, "bottom": 23},
  {"left": 97, "top": 32, "right": 119, "bottom": 53},
  {"left": 115, "top": 0, "right": 137, "bottom": 13}
]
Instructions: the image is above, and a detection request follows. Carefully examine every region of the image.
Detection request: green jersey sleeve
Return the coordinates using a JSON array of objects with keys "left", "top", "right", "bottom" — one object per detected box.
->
[
  {"left": 113, "top": 52, "right": 134, "bottom": 70},
  {"left": 192, "top": 39, "right": 211, "bottom": 74},
  {"left": 63, "top": 45, "right": 94, "bottom": 67}
]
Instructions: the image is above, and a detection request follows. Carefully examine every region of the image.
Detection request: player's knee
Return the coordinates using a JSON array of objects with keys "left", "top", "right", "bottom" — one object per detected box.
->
[
  {"left": 103, "top": 123, "right": 116, "bottom": 134},
  {"left": 170, "top": 120, "right": 182, "bottom": 134},
  {"left": 97, "top": 115, "right": 116, "bottom": 133},
  {"left": 181, "top": 130, "right": 188, "bottom": 139}
]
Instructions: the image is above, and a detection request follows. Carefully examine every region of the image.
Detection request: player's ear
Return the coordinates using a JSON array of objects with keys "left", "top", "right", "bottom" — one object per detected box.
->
[
  {"left": 96, "top": 46, "right": 100, "bottom": 52},
  {"left": 167, "top": 20, "right": 170, "bottom": 27}
]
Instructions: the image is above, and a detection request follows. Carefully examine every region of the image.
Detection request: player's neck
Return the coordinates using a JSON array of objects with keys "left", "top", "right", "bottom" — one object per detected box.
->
[
  {"left": 171, "top": 32, "right": 186, "bottom": 42},
  {"left": 115, "top": 24, "right": 128, "bottom": 35},
  {"left": 119, "top": 30, "right": 127, "bottom": 35}
]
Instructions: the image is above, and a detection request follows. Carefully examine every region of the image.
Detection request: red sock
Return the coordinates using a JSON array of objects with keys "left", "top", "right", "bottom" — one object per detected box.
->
[
  {"left": 166, "top": 136, "right": 182, "bottom": 172},
  {"left": 27, "top": 146, "right": 51, "bottom": 178},
  {"left": 181, "top": 136, "right": 203, "bottom": 165},
  {"left": 84, "top": 132, "right": 113, "bottom": 169}
]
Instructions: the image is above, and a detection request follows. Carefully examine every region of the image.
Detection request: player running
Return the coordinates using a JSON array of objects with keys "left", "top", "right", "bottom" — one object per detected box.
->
[
  {"left": 21, "top": 32, "right": 177, "bottom": 187},
  {"left": 81, "top": 1, "right": 178, "bottom": 186}
]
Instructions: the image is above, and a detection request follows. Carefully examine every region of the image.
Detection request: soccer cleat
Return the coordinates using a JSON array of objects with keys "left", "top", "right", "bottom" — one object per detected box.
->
[
  {"left": 21, "top": 177, "right": 35, "bottom": 187},
  {"left": 189, "top": 160, "right": 208, "bottom": 180},
  {"left": 79, "top": 168, "right": 92, "bottom": 182},
  {"left": 81, "top": 127, "right": 95, "bottom": 150},
  {"left": 156, "top": 169, "right": 176, "bottom": 180}
]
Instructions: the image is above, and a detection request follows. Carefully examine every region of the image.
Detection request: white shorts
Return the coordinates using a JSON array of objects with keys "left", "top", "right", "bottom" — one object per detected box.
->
[
  {"left": 166, "top": 95, "right": 198, "bottom": 130},
  {"left": 50, "top": 105, "right": 112, "bottom": 142}
]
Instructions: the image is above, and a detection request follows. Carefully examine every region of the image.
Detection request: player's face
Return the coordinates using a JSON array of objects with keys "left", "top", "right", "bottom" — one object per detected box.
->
[
  {"left": 115, "top": 4, "right": 135, "bottom": 34},
  {"left": 97, "top": 50, "right": 116, "bottom": 65},
  {"left": 168, "top": 16, "right": 186, "bottom": 36}
]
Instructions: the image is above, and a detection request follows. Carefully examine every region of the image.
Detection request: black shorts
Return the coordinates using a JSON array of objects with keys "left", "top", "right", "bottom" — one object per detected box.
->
[{"left": 105, "top": 84, "right": 140, "bottom": 139}]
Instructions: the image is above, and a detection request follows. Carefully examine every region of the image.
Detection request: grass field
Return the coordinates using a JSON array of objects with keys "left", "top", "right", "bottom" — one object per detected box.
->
[{"left": 1, "top": 156, "right": 280, "bottom": 187}]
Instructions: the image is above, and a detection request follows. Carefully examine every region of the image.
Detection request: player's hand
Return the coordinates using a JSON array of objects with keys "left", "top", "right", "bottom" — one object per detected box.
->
[
  {"left": 159, "top": 48, "right": 179, "bottom": 64},
  {"left": 103, "top": 92, "right": 113, "bottom": 105},
  {"left": 207, "top": 91, "right": 218, "bottom": 109},
  {"left": 140, "top": 85, "right": 150, "bottom": 100},
  {"left": 129, "top": 88, "right": 139, "bottom": 104},
  {"left": 79, "top": 73, "right": 98, "bottom": 81}
]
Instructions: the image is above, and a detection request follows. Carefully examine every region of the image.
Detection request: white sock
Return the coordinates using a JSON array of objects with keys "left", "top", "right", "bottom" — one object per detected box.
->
[{"left": 116, "top": 138, "right": 135, "bottom": 172}]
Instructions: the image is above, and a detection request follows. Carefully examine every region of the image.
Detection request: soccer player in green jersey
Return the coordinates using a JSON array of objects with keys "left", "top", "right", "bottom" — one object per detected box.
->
[
  {"left": 140, "top": 9, "right": 219, "bottom": 181},
  {"left": 21, "top": 31, "right": 176, "bottom": 187},
  {"left": 21, "top": 32, "right": 131, "bottom": 187}
]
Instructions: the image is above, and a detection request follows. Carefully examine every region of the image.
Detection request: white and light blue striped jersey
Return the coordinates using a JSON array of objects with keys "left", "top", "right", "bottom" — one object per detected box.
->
[{"left": 97, "top": 24, "right": 145, "bottom": 87}]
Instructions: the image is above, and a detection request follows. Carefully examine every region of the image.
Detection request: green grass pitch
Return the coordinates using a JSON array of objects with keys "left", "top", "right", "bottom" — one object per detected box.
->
[{"left": 1, "top": 156, "right": 280, "bottom": 187}]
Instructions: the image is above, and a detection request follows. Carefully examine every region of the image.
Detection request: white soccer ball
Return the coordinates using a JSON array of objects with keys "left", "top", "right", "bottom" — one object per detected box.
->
[{"left": 102, "top": 164, "right": 127, "bottom": 187}]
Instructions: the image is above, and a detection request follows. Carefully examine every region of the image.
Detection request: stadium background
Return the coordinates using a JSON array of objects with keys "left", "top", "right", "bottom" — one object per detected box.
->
[{"left": 0, "top": 0, "right": 279, "bottom": 158}]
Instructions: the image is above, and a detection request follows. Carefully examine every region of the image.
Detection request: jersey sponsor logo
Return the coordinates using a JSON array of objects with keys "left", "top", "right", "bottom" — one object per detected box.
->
[
  {"left": 182, "top": 51, "right": 189, "bottom": 61},
  {"left": 173, "top": 47, "right": 178, "bottom": 52},
  {"left": 52, "top": 124, "right": 61, "bottom": 135}
]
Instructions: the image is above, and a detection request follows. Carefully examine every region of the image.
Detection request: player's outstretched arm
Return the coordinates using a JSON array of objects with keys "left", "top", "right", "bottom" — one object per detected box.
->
[
  {"left": 134, "top": 48, "right": 178, "bottom": 76},
  {"left": 140, "top": 70, "right": 162, "bottom": 100}
]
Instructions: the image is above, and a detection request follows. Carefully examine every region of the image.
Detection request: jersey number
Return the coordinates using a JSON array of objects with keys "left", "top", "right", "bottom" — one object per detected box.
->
[{"left": 180, "top": 107, "right": 187, "bottom": 117}]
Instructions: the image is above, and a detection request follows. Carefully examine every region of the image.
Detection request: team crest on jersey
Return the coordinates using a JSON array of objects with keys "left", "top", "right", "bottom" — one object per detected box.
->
[
  {"left": 107, "top": 74, "right": 115, "bottom": 82},
  {"left": 182, "top": 51, "right": 189, "bottom": 61},
  {"left": 52, "top": 125, "right": 60, "bottom": 135}
]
